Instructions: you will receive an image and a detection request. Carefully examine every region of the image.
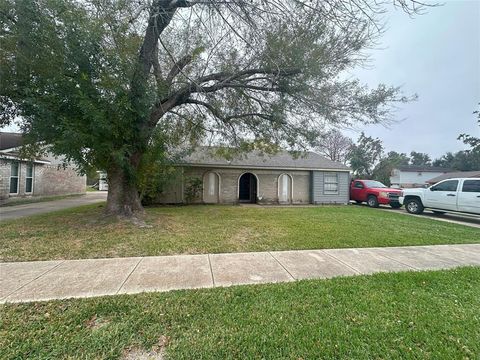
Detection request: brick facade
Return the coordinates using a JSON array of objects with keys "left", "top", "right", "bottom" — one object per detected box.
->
[
  {"left": 0, "top": 159, "right": 86, "bottom": 200},
  {"left": 157, "top": 166, "right": 311, "bottom": 204}
]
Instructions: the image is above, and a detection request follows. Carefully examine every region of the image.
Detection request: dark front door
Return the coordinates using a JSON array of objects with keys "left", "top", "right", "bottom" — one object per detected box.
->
[{"left": 239, "top": 173, "right": 257, "bottom": 203}]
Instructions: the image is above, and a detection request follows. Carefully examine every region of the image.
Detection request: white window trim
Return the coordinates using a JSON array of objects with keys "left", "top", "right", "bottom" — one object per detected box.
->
[
  {"left": 25, "top": 164, "right": 34, "bottom": 194},
  {"left": 324, "top": 173, "right": 339, "bottom": 195},
  {"left": 9, "top": 162, "right": 20, "bottom": 195}
]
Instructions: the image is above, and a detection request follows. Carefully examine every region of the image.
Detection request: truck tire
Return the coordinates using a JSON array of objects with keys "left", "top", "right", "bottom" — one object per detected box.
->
[
  {"left": 367, "top": 195, "right": 379, "bottom": 208},
  {"left": 405, "top": 198, "right": 424, "bottom": 214}
]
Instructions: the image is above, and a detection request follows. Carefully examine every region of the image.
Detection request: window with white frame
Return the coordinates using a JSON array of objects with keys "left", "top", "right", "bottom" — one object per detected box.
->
[
  {"left": 324, "top": 173, "right": 338, "bottom": 194},
  {"left": 9, "top": 162, "right": 19, "bottom": 194},
  {"left": 25, "top": 163, "right": 34, "bottom": 193}
]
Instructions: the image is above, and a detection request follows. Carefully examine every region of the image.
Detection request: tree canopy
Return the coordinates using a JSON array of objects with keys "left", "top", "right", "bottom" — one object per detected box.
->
[
  {"left": 372, "top": 151, "right": 410, "bottom": 185},
  {"left": 0, "top": 0, "right": 424, "bottom": 215},
  {"left": 458, "top": 104, "right": 480, "bottom": 154},
  {"left": 315, "top": 129, "right": 353, "bottom": 164},
  {"left": 409, "top": 151, "right": 431, "bottom": 166},
  {"left": 347, "top": 132, "right": 384, "bottom": 178}
]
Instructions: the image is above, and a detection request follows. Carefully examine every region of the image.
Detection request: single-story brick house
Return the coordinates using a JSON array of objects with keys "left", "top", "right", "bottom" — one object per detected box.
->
[
  {"left": 0, "top": 132, "right": 86, "bottom": 201},
  {"left": 157, "top": 148, "right": 351, "bottom": 205}
]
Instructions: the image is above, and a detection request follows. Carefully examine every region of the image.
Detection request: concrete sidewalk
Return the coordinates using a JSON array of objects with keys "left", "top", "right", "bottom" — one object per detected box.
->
[
  {"left": 0, "top": 192, "right": 107, "bottom": 221},
  {"left": 1, "top": 244, "right": 479, "bottom": 303}
]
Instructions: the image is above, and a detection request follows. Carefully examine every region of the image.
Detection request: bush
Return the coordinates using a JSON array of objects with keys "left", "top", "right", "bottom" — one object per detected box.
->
[{"left": 184, "top": 177, "right": 203, "bottom": 203}]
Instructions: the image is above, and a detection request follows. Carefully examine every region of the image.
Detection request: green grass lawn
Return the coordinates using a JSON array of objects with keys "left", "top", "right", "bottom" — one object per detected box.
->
[
  {"left": 1, "top": 267, "right": 479, "bottom": 359},
  {"left": 0, "top": 204, "right": 479, "bottom": 262}
]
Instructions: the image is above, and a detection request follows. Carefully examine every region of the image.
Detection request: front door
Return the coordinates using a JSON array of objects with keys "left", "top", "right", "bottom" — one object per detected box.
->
[
  {"left": 425, "top": 179, "right": 459, "bottom": 211},
  {"left": 239, "top": 173, "right": 257, "bottom": 203}
]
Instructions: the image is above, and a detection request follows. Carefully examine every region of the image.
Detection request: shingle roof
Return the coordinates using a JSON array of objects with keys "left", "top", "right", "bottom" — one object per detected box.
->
[
  {"left": 183, "top": 147, "right": 350, "bottom": 171},
  {"left": 395, "top": 165, "right": 451, "bottom": 173},
  {"left": 427, "top": 170, "right": 480, "bottom": 184},
  {"left": 0, "top": 132, "right": 22, "bottom": 151}
]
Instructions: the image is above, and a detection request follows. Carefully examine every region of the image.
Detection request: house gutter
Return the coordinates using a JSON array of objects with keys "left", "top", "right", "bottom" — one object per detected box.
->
[
  {"left": 0, "top": 152, "right": 51, "bottom": 165},
  {"left": 180, "top": 163, "right": 351, "bottom": 172}
]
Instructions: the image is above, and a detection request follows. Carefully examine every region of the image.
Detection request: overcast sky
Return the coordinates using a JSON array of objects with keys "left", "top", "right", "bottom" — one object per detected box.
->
[{"left": 347, "top": 0, "right": 480, "bottom": 159}]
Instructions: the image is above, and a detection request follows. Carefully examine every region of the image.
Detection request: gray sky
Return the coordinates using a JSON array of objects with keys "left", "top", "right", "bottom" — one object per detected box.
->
[{"left": 347, "top": 0, "right": 480, "bottom": 159}]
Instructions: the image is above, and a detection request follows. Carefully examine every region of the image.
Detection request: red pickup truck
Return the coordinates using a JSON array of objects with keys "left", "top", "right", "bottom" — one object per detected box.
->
[{"left": 350, "top": 180, "right": 403, "bottom": 208}]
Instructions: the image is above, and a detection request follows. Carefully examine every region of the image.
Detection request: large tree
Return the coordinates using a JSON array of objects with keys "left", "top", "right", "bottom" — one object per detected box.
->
[
  {"left": 372, "top": 151, "right": 410, "bottom": 185},
  {"left": 315, "top": 129, "right": 353, "bottom": 164},
  {"left": 1, "top": 0, "right": 422, "bottom": 217},
  {"left": 409, "top": 151, "right": 431, "bottom": 166},
  {"left": 347, "top": 132, "right": 384, "bottom": 178}
]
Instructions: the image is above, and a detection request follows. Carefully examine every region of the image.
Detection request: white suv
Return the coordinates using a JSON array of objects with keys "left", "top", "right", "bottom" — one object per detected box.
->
[{"left": 400, "top": 178, "right": 480, "bottom": 215}]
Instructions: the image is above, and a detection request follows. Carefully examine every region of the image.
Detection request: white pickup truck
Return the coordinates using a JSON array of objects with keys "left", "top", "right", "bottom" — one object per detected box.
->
[{"left": 400, "top": 178, "right": 480, "bottom": 215}]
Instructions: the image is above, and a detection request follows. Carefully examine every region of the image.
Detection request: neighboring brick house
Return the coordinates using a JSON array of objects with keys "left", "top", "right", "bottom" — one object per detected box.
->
[
  {"left": 389, "top": 166, "right": 451, "bottom": 188},
  {"left": 0, "top": 132, "right": 86, "bottom": 201},
  {"left": 157, "top": 148, "right": 351, "bottom": 205}
]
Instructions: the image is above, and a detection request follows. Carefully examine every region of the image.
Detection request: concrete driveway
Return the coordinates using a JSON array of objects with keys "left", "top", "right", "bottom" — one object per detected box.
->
[
  {"left": 381, "top": 206, "right": 480, "bottom": 229},
  {"left": 0, "top": 192, "right": 107, "bottom": 222}
]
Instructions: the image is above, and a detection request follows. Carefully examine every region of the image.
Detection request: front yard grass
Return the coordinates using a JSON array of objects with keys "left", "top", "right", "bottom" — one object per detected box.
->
[
  {"left": 1, "top": 267, "right": 479, "bottom": 359},
  {"left": 1, "top": 204, "right": 479, "bottom": 262}
]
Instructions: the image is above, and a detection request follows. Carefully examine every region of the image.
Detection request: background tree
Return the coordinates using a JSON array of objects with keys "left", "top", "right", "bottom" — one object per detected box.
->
[
  {"left": 315, "top": 129, "right": 353, "bottom": 164},
  {"left": 347, "top": 133, "right": 384, "bottom": 178},
  {"left": 409, "top": 151, "right": 432, "bottom": 166},
  {"left": 1, "top": 0, "right": 423, "bottom": 217},
  {"left": 433, "top": 151, "right": 480, "bottom": 171},
  {"left": 434, "top": 105, "right": 480, "bottom": 171},
  {"left": 372, "top": 151, "right": 410, "bottom": 185},
  {"left": 458, "top": 104, "right": 480, "bottom": 153}
]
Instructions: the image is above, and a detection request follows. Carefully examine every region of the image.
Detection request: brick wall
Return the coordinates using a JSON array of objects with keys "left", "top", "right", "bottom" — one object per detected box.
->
[
  {"left": 33, "top": 164, "right": 86, "bottom": 196},
  {"left": 0, "top": 159, "right": 86, "bottom": 200},
  {"left": 156, "top": 166, "right": 311, "bottom": 204},
  {"left": 0, "top": 160, "right": 10, "bottom": 200}
]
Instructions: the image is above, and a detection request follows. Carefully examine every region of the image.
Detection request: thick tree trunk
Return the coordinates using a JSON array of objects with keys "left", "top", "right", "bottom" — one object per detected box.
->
[{"left": 105, "top": 165, "right": 143, "bottom": 217}]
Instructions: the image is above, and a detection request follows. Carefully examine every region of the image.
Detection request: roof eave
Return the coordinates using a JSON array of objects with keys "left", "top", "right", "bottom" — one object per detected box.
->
[
  {"left": 181, "top": 163, "right": 351, "bottom": 172},
  {"left": 0, "top": 152, "right": 51, "bottom": 164}
]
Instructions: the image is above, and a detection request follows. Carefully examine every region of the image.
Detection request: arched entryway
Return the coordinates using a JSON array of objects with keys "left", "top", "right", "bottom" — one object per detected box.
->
[
  {"left": 203, "top": 171, "right": 220, "bottom": 203},
  {"left": 238, "top": 172, "right": 258, "bottom": 203},
  {"left": 278, "top": 173, "right": 292, "bottom": 204}
]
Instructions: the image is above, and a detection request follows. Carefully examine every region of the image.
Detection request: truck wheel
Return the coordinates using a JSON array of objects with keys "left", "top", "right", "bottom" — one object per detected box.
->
[
  {"left": 405, "top": 198, "right": 424, "bottom": 214},
  {"left": 367, "top": 195, "right": 379, "bottom": 208},
  {"left": 390, "top": 203, "right": 402, "bottom": 209}
]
